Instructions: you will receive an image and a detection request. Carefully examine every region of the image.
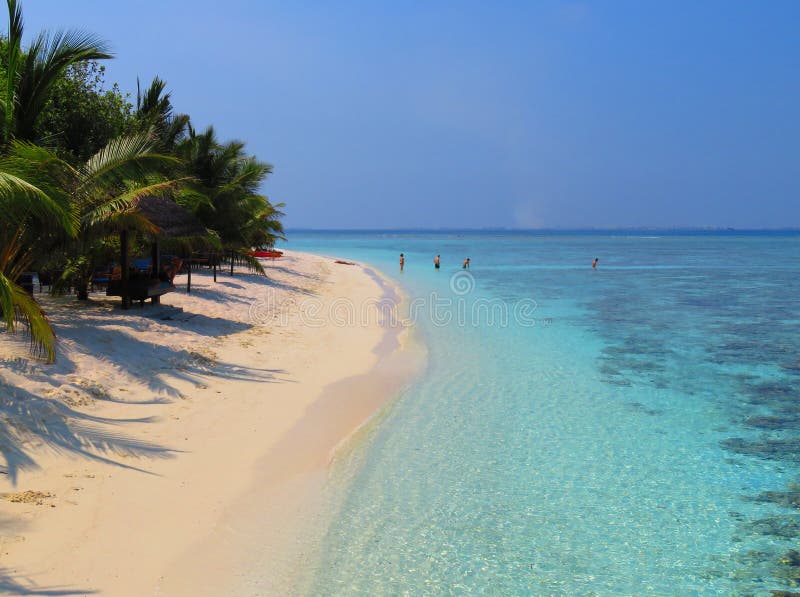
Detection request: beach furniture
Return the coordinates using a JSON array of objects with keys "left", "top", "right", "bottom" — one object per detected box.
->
[
  {"left": 133, "top": 258, "right": 153, "bottom": 274},
  {"left": 89, "top": 268, "right": 112, "bottom": 292},
  {"left": 106, "top": 278, "right": 175, "bottom": 306},
  {"left": 181, "top": 256, "right": 210, "bottom": 293},
  {"left": 249, "top": 249, "right": 283, "bottom": 259},
  {"left": 199, "top": 251, "right": 221, "bottom": 267}
]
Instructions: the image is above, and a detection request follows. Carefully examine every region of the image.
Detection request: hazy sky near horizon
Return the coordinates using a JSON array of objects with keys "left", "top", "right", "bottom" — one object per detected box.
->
[{"left": 23, "top": 1, "right": 800, "bottom": 229}]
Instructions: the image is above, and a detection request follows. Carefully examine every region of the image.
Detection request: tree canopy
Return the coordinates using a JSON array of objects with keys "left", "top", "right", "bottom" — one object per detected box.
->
[
  {"left": 34, "top": 61, "right": 133, "bottom": 162},
  {"left": 0, "top": 0, "right": 285, "bottom": 361}
]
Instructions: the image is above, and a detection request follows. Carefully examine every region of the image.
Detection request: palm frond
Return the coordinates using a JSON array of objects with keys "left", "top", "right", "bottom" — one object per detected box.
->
[
  {"left": 105, "top": 211, "right": 159, "bottom": 235},
  {"left": 0, "top": 271, "right": 56, "bottom": 362},
  {"left": 162, "top": 113, "right": 190, "bottom": 149},
  {"left": 2, "top": 0, "right": 24, "bottom": 140},
  {"left": 14, "top": 28, "right": 113, "bottom": 139},
  {"left": 174, "top": 187, "right": 213, "bottom": 213},
  {"left": 77, "top": 132, "right": 179, "bottom": 199},
  {"left": 227, "top": 249, "right": 266, "bottom": 275},
  {"left": 0, "top": 170, "right": 76, "bottom": 234},
  {"left": 82, "top": 178, "right": 188, "bottom": 228},
  {"left": 136, "top": 76, "right": 170, "bottom": 118}
]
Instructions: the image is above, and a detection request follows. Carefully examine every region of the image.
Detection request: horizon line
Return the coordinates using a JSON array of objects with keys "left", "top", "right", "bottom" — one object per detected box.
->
[{"left": 284, "top": 226, "right": 800, "bottom": 232}]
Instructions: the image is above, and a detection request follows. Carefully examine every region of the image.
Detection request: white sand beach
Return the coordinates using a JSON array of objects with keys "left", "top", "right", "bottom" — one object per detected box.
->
[{"left": 0, "top": 251, "right": 420, "bottom": 596}]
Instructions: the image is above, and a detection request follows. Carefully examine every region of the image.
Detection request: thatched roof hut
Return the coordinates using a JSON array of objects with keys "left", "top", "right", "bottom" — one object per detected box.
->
[
  {"left": 132, "top": 195, "right": 208, "bottom": 238},
  {"left": 113, "top": 196, "right": 212, "bottom": 309}
]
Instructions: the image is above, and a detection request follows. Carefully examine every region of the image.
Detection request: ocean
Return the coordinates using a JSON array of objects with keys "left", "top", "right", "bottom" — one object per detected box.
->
[{"left": 280, "top": 231, "right": 800, "bottom": 595}]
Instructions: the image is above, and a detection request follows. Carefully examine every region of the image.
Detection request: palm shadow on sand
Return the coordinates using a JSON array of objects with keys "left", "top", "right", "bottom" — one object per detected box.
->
[
  {"left": 1, "top": 292, "right": 289, "bottom": 483},
  {"left": 0, "top": 517, "right": 96, "bottom": 594},
  {"left": 0, "top": 384, "right": 176, "bottom": 485},
  {"left": 0, "top": 277, "right": 297, "bottom": 593},
  {"left": 0, "top": 570, "right": 97, "bottom": 596}
]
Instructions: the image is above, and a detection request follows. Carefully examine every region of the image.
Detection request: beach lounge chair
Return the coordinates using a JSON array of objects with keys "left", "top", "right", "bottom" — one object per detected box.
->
[{"left": 90, "top": 268, "right": 112, "bottom": 292}]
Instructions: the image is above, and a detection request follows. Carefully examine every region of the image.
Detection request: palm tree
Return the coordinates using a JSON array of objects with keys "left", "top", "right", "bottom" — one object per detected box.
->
[
  {"left": 241, "top": 197, "right": 285, "bottom": 249},
  {"left": 2, "top": 131, "right": 185, "bottom": 300},
  {"left": 134, "top": 76, "right": 190, "bottom": 151},
  {"left": 175, "top": 125, "right": 283, "bottom": 272},
  {"left": 1, "top": 0, "right": 112, "bottom": 143},
  {"left": 0, "top": 168, "right": 75, "bottom": 361}
]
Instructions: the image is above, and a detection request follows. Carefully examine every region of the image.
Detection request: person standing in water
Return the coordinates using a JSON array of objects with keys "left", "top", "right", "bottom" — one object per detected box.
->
[
  {"left": 592, "top": 257, "right": 599, "bottom": 269},
  {"left": 434, "top": 255, "right": 440, "bottom": 270},
  {"left": 463, "top": 257, "right": 470, "bottom": 269},
  {"left": 399, "top": 253, "right": 405, "bottom": 271}
]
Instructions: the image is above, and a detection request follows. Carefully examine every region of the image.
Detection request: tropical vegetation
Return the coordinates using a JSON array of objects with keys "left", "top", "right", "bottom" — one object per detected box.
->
[{"left": 0, "top": 0, "right": 284, "bottom": 362}]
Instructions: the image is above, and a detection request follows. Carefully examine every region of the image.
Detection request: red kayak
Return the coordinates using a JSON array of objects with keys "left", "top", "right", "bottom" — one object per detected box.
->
[{"left": 250, "top": 250, "right": 283, "bottom": 258}]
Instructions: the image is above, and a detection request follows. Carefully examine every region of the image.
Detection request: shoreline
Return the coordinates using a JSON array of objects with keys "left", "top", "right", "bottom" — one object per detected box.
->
[
  {"left": 160, "top": 261, "right": 426, "bottom": 596},
  {"left": 0, "top": 251, "right": 423, "bottom": 595}
]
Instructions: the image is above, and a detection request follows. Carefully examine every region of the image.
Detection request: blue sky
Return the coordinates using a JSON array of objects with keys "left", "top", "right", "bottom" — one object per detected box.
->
[{"left": 22, "top": 1, "right": 800, "bottom": 229}]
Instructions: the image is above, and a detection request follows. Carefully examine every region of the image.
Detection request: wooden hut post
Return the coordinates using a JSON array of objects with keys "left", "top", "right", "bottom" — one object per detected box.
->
[
  {"left": 151, "top": 238, "right": 160, "bottom": 280},
  {"left": 120, "top": 229, "right": 131, "bottom": 310},
  {"left": 150, "top": 238, "right": 161, "bottom": 305}
]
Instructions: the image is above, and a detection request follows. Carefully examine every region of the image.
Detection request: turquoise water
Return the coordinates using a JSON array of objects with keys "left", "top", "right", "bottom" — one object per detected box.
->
[{"left": 283, "top": 232, "right": 800, "bottom": 595}]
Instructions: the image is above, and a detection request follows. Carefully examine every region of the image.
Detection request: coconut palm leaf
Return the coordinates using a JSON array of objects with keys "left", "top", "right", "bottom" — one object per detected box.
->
[
  {"left": 0, "top": 150, "right": 75, "bottom": 362},
  {"left": 78, "top": 130, "right": 174, "bottom": 186},
  {"left": 0, "top": 271, "right": 56, "bottom": 361},
  {"left": 0, "top": 272, "right": 55, "bottom": 358},
  {"left": 219, "top": 161, "right": 273, "bottom": 195},
  {"left": 0, "top": 225, "right": 56, "bottom": 362},
  {"left": 224, "top": 250, "right": 265, "bottom": 275},
  {"left": 1, "top": 0, "right": 24, "bottom": 141},
  {"left": 162, "top": 113, "right": 190, "bottom": 149},
  {"left": 104, "top": 211, "right": 159, "bottom": 235},
  {"left": 82, "top": 178, "right": 189, "bottom": 228},
  {"left": 13, "top": 28, "right": 113, "bottom": 140},
  {"left": 134, "top": 77, "right": 190, "bottom": 150},
  {"left": 0, "top": 171, "right": 67, "bottom": 226},
  {"left": 175, "top": 187, "right": 214, "bottom": 213},
  {"left": 175, "top": 125, "right": 283, "bottom": 257},
  {"left": 0, "top": 143, "right": 77, "bottom": 234},
  {"left": 136, "top": 76, "right": 171, "bottom": 121}
]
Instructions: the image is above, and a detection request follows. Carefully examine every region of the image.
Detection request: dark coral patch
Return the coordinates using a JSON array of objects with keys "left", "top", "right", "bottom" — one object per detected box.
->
[
  {"left": 745, "top": 415, "right": 800, "bottom": 430},
  {"left": 747, "top": 516, "right": 800, "bottom": 539},
  {"left": 747, "top": 484, "right": 800, "bottom": 510},
  {"left": 722, "top": 437, "right": 800, "bottom": 463}
]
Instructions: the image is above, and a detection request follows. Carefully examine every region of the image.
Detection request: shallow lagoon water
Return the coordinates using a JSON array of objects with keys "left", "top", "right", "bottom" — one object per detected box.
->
[{"left": 282, "top": 231, "right": 800, "bottom": 595}]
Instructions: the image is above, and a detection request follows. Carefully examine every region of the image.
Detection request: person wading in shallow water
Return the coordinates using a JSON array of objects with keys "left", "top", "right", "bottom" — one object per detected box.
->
[
  {"left": 434, "top": 254, "right": 441, "bottom": 270},
  {"left": 592, "top": 257, "right": 599, "bottom": 269},
  {"left": 400, "top": 253, "right": 405, "bottom": 271},
  {"left": 463, "top": 257, "right": 470, "bottom": 269}
]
